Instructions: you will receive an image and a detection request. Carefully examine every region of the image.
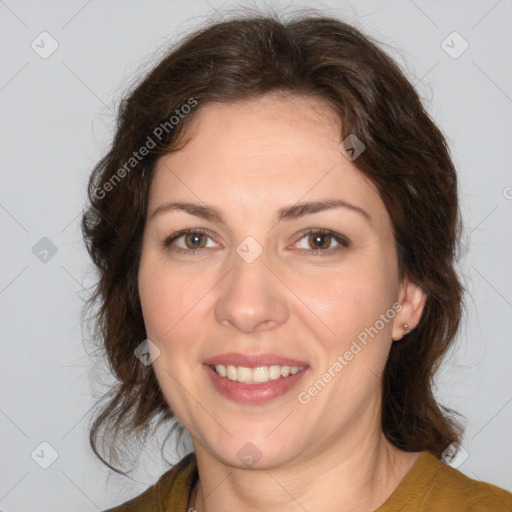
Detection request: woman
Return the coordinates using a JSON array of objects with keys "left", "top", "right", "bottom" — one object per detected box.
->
[{"left": 81, "top": 9, "right": 512, "bottom": 512}]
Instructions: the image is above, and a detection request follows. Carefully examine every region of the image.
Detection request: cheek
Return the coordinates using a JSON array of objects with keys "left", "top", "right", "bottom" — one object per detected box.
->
[
  {"left": 138, "top": 259, "right": 206, "bottom": 415},
  {"left": 293, "top": 259, "right": 396, "bottom": 344},
  {"left": 138, "top": 255, "right": 210, "bottom": 342},
  {"left": 296, "top": 266, "right": 398, "bottom": 408}
]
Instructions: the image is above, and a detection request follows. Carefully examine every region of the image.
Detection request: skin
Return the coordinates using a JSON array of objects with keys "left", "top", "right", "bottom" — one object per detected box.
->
[{"left": 138, "top": 93, "right": 426, "bottom": 512}]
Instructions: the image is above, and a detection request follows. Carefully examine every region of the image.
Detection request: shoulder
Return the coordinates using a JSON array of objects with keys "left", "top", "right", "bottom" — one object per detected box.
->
[
  {"left": 431, "top": 457, "right": 512, "bottom": 510},
  {"left": 103, "top": 452, "right": 197, "bottom": 512},
  {"left": 380, "top": 451, "right": 512, "bottom": 511}
]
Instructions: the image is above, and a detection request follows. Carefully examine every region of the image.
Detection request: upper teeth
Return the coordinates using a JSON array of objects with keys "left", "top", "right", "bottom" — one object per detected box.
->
[{"left": 213, "top": 364, "right": 305, "bottom": 384}]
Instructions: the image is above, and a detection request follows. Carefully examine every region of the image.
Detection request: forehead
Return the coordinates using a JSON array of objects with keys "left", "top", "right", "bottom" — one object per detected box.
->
[
  {"left": 149, "top": 95, "right": 385, "bottom": 221},
  {"left": 168, "top": 94, "right": 342, "bottom": 169}
]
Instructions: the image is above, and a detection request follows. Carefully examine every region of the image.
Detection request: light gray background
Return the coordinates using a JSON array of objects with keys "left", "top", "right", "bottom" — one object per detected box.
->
[{"left": 1, "top": 0, "right": 511, "bottom": 510}]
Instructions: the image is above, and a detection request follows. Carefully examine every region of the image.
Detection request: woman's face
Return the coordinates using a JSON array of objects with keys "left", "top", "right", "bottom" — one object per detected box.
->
[{"left": 138, "top": 94, "right": 417, "bottom": 469}]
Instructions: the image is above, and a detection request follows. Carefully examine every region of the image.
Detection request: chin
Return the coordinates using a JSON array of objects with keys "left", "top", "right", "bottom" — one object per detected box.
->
[{"left": 198, "top": 428, "right": 307, "bottom": 470}]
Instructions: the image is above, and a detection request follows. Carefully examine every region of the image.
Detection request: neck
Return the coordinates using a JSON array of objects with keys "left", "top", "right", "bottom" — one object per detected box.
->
[{"left": 190, "top": 431, "right": 420, "bottom": 512}]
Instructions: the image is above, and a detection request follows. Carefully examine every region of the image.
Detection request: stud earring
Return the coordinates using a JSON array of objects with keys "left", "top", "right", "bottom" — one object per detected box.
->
[{"left": 402, "top": 323, "right": 409, "bottom": 331}]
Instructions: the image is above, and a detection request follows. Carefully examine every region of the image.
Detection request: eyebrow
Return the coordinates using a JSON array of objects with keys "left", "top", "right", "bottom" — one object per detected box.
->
[{"left": 149, "top": 198, "right": 372, "bottom": 225}]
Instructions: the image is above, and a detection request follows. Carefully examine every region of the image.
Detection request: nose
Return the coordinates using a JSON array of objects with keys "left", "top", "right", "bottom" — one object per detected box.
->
[{"left": 214, "top": 246, "right": 289, "bottom": 334}]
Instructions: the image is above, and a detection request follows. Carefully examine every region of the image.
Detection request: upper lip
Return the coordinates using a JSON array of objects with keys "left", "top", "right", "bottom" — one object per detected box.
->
[{"left": 203, "top": 352, "right": 308, "bottom": 368}]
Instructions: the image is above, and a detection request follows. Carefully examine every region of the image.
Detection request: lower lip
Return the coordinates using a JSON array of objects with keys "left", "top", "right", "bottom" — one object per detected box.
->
[{"left": 204, "top": 364, "right": 309, "bottom": 404}]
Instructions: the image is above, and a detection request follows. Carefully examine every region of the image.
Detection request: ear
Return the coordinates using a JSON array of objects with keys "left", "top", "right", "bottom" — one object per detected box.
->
[{"left": 391, "top": 279, "right": 427, "bottom": 341}]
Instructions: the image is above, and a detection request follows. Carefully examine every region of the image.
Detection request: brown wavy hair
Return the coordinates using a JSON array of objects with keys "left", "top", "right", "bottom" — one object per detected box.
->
[{"left": 81, "top": 7, "right": 464, "bottom": 474}]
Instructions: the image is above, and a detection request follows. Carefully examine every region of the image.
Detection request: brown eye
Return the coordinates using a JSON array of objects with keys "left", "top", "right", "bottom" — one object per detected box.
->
[
  {"left": 308, "top": 232, "right": 332, "bottom": 250},
  {"left": 295, "top": 229, "right": 350, "bottom": 255},
  {"left": 163, "top": 229, "right": 218, "bottom": 254},
  {"left": 183, "top": 232, "right": 208, "bottom": 249}
]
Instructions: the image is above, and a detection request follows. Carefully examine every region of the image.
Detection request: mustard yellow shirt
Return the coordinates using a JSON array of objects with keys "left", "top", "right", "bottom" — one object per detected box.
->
[{"left": 104, "top": 451, "right": 512, "bottom": 511}]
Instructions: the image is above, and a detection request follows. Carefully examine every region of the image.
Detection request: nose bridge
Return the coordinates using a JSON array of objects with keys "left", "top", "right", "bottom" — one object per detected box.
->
[{"left": 214, "top": 235, "right": 289, "bottom": 333}]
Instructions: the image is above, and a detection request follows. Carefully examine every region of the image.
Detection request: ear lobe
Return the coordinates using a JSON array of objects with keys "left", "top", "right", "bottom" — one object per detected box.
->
[{"left": 392, "top": 280, "right": 427, "bottom": 341}]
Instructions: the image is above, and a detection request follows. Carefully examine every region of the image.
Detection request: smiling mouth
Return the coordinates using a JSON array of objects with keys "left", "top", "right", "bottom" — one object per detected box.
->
[{"left": 211, "top": 364, "right": 306, "bottom": 384}]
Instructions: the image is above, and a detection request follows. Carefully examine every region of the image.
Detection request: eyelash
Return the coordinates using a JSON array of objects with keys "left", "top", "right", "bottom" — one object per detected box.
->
[{"left": 162, "top": 228, "right": 350, "bottom": 257}]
